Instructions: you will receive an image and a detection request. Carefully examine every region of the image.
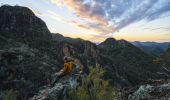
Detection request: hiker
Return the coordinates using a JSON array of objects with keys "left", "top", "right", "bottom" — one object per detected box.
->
[{"left": 51, "top": 56, "right": 83, "bottom": 86}]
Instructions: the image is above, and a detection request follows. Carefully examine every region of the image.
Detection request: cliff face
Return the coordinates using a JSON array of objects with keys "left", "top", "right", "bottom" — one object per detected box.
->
[
  {"left": 0, "top": 5, "right": 54, "bottom": 100},
  {"left": 0, "top": 5, "right": 52, "bottom": 45}
]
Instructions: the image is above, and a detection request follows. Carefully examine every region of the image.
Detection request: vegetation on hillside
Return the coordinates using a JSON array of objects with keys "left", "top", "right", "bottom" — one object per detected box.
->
[
  {"left": 153, "top": 47, "right": 170, "bottom": 68},
  {"left": 2, "top": 89, "right": 19, "bottom": 100}
]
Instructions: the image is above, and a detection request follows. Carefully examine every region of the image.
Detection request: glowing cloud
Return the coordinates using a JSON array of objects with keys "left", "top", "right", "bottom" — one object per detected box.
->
[{"left": 50, "top": 0, "right": 170, "bottom": 35}]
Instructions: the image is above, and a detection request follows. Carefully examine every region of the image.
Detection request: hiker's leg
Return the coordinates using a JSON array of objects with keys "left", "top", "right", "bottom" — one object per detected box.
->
[
  {"left": 51, "top": 74, "right": 64, "bottom": 86},
  {"left": 51, "top": 75, "right": 60, "bottom": 86}
]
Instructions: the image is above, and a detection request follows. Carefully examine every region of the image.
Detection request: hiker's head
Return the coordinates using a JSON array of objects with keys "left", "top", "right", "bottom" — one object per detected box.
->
[
  {"left": 64, "top": 56, "right": 68, "bottom": 62},
  {"left": 64, "top": 56, "right": 74, "bottom": 63}
]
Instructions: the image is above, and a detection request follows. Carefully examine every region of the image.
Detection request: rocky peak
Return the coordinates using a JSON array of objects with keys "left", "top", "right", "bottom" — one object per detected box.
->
[
  {"left": 0, "top": 5, "right": 35, "bottom": 16},
  {"left": 99, "top": 37, "right": 116, "bottom": 46},
  {"left": 99, "top": 38, "right": 133, "bottom": 48},
  {"left": 0, "top": 5, "right": 52, "bottom": 42}
]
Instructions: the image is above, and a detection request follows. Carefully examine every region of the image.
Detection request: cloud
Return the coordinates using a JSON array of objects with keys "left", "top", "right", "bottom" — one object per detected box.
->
[
  {"left": 49, "top": 0, "right": 114, "bottom": 34},
  {"left": 50, "top": 0, "right": 170, "bottom": 34},
  {"left": 144, "top": 26, "right": 170, "bottom": 31}
]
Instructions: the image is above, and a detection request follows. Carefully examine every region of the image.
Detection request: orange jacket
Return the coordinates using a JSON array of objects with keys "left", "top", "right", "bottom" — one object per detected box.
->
[{"left": 62, "top": 62, "right": 73, "bottom": 75}]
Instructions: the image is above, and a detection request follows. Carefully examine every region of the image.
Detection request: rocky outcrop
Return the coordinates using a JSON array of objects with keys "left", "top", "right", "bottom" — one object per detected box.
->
[
  {"left": 128, "top": 81, "right": 170, "bottom": 100},
  {"left": 31, "top": 74, "right": 79, "bottom": 100}
]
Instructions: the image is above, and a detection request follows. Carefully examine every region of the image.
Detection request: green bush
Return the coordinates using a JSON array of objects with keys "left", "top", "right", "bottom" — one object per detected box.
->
[
  {"left": 68, "top": 65, "right": 115, "bottom": 100},
  {"left": 2, "top": 89, "right": 19, "bottom": 100}
]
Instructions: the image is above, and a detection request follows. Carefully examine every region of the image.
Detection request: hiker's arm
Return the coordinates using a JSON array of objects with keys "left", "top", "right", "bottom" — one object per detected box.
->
[
  {"left": 57, "top": 64, "right": 67, "bottom": 75},
  {"left": 61, "top": 63, "right": 68, "bottom": 73}
]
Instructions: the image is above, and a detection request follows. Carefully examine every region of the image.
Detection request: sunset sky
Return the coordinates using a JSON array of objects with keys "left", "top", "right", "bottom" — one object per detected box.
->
[{"left": 1, "top": 0, "right": 170, "bottom": 42}]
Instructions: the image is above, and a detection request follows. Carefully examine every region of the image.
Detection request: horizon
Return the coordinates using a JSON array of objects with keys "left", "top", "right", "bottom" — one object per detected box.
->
[{"left": 1, "top": 0, "right": 170, "bottom": 43}]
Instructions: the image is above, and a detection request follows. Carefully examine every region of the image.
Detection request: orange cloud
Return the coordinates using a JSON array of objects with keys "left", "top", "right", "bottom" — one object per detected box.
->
[
  {"left": 64, "top": 0, "right": 107, "bottom": 26},
  {"left": 68, "top": 20, "right": 114, "bottom": 34},
  {"left": 50, "top": 0, "right": 115, "bottom": 34}
]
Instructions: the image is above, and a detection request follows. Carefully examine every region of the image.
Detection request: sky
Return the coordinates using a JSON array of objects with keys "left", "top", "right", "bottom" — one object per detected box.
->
[{"left": 1, "top": 0, "right": 170, "bottom": 43}]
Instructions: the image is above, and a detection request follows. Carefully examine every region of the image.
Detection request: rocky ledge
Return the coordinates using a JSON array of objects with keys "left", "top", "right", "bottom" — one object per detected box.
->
[{"left": 30, "top": 74, "right": 79, "bottom": 100}]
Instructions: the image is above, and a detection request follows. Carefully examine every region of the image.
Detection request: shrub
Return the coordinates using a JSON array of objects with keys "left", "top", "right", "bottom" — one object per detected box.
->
[
  {"left": 2, "top": 89, "right": 19, "bottom": 100},
  {"left": 68, "top": 65, "right": 115, "bottom": 100}
]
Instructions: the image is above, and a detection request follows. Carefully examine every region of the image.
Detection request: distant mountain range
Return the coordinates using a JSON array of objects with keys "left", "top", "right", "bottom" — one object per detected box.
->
[{"left": 131, "top": 41, "right": 170, "bottom": 56}]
